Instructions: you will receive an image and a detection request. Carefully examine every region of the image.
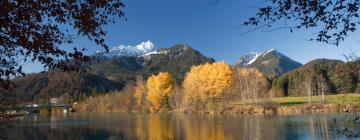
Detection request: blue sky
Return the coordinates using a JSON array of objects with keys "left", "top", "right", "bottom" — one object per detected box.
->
[{"left": 24, "top": 0, "right": 360, "bottom": 73}]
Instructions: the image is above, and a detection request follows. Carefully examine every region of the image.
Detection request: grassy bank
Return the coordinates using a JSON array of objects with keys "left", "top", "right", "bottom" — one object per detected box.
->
[
  {"left": 216, "top": 94, "right": 360, "bottom": 115},
  {"left": 231, "top": 94, "right": 360, "bottom": 106}
]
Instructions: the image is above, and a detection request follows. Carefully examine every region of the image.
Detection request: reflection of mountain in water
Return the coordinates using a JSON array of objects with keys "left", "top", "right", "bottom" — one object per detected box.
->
[{"left": 4, "top": 113, "right": 352, "bottom": 140}]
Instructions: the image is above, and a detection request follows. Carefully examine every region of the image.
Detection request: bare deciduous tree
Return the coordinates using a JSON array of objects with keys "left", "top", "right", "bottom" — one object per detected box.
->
[
  {"left": 244, "top": 0, "right": 360, "bottom": 46},
  {"left": 233, "top": 67, "right": 270, "bottom": 104}
]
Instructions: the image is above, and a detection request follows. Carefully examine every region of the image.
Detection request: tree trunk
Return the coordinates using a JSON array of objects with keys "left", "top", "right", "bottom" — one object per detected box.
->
[{"left": 307, "top": 81, "right": 312, "bottom": 105}]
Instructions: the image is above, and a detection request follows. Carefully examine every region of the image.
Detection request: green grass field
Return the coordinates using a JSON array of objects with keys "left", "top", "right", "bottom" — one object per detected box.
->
[{"left": 231, "top": 94, "right": 360, "bottom": 106}]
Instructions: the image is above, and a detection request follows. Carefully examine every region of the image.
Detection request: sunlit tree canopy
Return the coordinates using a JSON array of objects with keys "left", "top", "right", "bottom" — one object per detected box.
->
[{"left": 146, "top": 72, "right": 175, "bottom": 112}]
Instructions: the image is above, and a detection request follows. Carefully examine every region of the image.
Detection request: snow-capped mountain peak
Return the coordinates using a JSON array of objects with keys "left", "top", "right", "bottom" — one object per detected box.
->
[
  {"left": 247, "top": 52, "right": 262, "bottom": 65},
  {"left": 263, "top": 48, "right": 276, "bottom": 56},
  {"left": 96, "top": 40, "right": 155, "bottom": 58},
  {"left": 235, "top": 49, "right": 303, "bottom": 76},
  {"left": 135, "top": 40, "right": 154, "bottom": 52},
  {"left": 236, "top": 49, "right": 276, "bottom": 66}
]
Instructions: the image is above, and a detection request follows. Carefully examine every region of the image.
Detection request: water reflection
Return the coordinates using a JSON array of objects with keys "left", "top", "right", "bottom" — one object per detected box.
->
[{"left": 4, "top": 113, "right": 355, "bottom": 140}]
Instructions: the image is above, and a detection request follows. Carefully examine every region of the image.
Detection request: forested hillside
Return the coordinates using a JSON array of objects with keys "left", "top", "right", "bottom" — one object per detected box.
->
[
  {"left": 0, "top": 72, "right": 120, "bottom": 105},
  {"left": 271, "top": 59, "right": 360, "bottom": 97}
]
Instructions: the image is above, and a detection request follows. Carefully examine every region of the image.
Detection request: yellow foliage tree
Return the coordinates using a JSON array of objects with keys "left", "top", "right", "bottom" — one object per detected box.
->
[
  {"left": 146, "top": 72, "right": 176, "bottom": 112},
  {"left": 134, "top": 76, "right": 148, "bottom": 111},
  {"left": 183, "top": 62, "right": 234, "bottom": 109}
]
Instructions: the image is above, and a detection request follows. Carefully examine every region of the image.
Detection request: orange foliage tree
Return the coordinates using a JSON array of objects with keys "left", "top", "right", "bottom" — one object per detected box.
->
[
  {"left": 146, "top": 72, "right": 176, "bottom": 112},
  {"left": 183, "top": 62, "right": 234, "bottom": 110}
]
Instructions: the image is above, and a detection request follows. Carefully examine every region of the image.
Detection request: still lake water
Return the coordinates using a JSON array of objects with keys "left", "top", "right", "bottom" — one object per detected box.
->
[{"left": 3, "top": 113, "right": 359, "bottom": 140}]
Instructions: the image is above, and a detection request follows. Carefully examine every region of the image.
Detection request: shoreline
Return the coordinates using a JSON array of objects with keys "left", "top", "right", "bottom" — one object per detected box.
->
[
  {"left": 0, "top": 113, "right": 25, "bottom": 122},
  {"left": 73, "top": 103, "right": 360, "bottom": 115},
  {"left": 209, "top": 104, "right": 360, "bottom": 115}
]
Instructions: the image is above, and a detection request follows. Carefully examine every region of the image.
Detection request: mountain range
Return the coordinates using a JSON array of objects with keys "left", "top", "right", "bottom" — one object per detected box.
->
[
  {"left": 90, "top": 43, "right": 214, "bottom": 83},
  {"left": 95, "top": 40, "right": 155, "bottom": 58},
  {"left": 4, "top": 41, "right": 355, "bottom": 104},
  {"left": 96, "top": 42, "right": 304, "bottom": 78}
]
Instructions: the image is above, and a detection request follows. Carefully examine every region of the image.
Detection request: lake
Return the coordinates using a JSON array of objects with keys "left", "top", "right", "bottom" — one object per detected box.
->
[{"left": 3, "top": 113, "right": 358, "bottom": 140}]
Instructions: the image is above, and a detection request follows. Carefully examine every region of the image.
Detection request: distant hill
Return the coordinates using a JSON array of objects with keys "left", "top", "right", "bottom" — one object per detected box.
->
[
  {"left": 271, "top": 59, "right": 346, "bottom": 97},
  {"left": 236, "top": 49, "right": 302, "bottom": 77},
  {"left": 3, "top": 44, "right": 214, "bottom": 104}
]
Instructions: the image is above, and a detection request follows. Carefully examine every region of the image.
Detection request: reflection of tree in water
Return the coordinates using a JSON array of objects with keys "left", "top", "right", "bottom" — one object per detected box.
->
[
  {"left": 148, "top": 114, "right": 175, "bottom": 139},
  {"left": 308, "top": 115, "right": 332, "bottom": 139},
  {"left": 4, "top": 113, "right": 135, "bottom": 140},
  {"left": 5, "top": 124, "right": 127, "bottom": 140},
  {"left": 329, "top": 112, "right": 360, "bottom": 138},
  {"left": 241, "top": 115, "right": 283, "bottom": 140},
  {"left": 135, "top": 114, "right": 185, "bottom": 139},
  {"left": 4, "top": 113, "right": 358, "bottom": 140},
  {"left": 0, "top": 122, "right": 12, "bottom": 140},
  {"left": 281, "top": 115, "right": 343, "bottom": 140},
  {"left": 169, "top": 114, "right": 302, "bottom": 140},
  {"left": 182, "top": 114, "right": 226, "bottom": 139}
]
